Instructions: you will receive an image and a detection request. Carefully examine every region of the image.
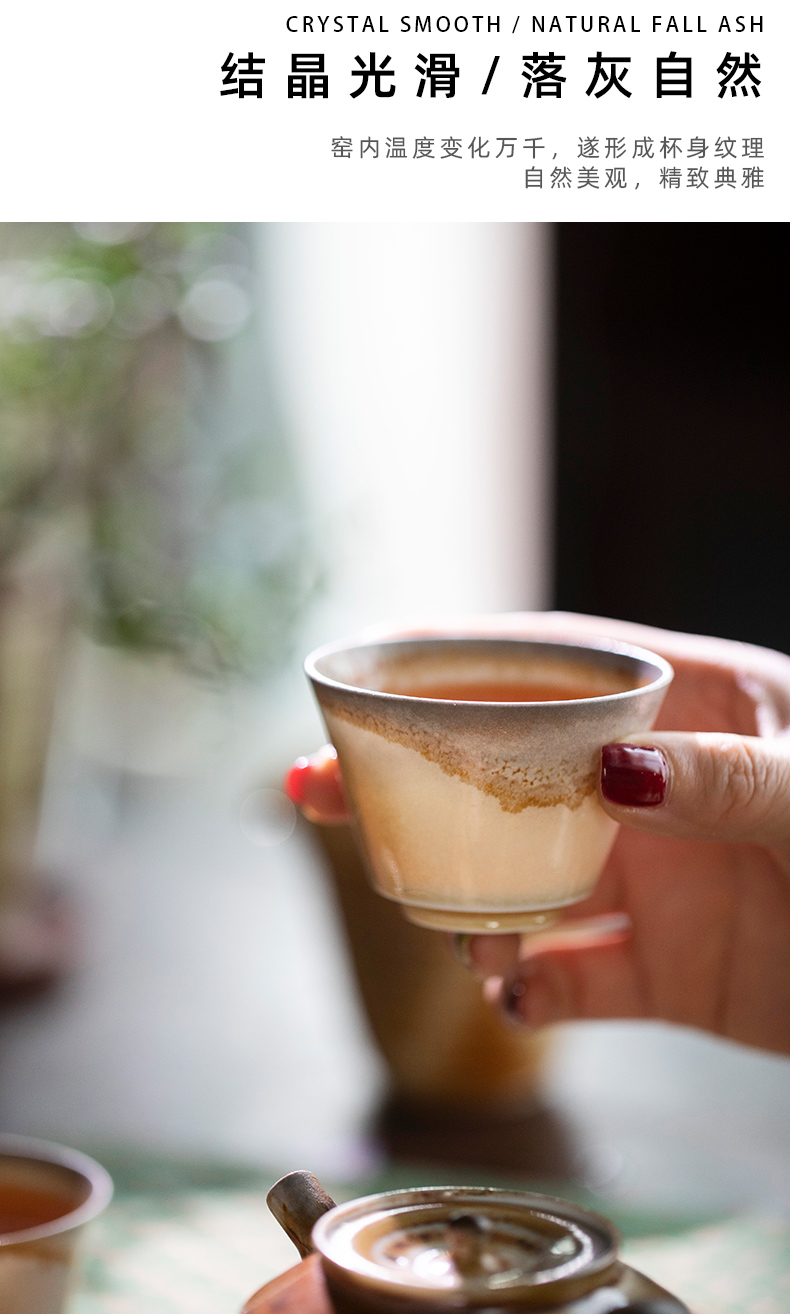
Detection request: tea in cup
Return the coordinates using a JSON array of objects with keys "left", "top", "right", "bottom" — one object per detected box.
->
[{"left": 306, "top": 635, "right": 672, "bottom": 933}]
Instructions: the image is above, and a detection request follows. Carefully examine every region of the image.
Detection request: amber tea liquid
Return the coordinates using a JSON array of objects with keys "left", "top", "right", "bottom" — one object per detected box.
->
[
  {"left": 387, "top": 678, "right": 616, "bottom": 703},
  {"left": 0, "top": 1182, "right": 77, "bottom": 1235}
]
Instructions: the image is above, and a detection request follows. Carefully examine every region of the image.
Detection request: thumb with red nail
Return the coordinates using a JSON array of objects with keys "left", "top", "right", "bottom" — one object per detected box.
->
[{"left": 600, "top": 732, "right": 790, "bottom": 847}]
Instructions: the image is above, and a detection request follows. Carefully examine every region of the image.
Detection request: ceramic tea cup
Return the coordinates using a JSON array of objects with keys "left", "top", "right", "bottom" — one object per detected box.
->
[
  {"left": 0, "top": 1134, "right": 113, "bottom": 1314},
  {"left": 306, "top": 634, "right": 673, "bottom": 933}
]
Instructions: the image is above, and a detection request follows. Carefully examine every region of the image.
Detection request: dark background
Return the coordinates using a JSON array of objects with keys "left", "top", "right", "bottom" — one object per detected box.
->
[{"left": 552, "top": 222, "right": 789, "bottom": 654}]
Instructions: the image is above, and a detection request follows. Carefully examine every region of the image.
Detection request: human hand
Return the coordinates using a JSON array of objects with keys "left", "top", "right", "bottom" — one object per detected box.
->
[{"left": 285, "top": 614, "right": 790, "bottom": 1056}]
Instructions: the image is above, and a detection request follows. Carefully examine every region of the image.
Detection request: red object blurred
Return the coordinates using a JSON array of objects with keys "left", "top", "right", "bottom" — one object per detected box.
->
[{"left": 283, "top": 748, "right": 350, "bottom": 825}]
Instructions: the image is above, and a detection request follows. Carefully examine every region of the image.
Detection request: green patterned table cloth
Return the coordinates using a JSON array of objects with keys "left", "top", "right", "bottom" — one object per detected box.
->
[{"left": 67, "top": 1164, "right": 790, "bottom": 1314}]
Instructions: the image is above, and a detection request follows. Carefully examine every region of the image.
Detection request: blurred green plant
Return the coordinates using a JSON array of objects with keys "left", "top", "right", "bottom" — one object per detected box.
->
[{"left": 0, "top": 223, "right": 315, "bottom": 680}]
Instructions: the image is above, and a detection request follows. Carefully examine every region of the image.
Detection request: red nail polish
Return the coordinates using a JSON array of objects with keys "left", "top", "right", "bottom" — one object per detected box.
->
[
  {"left": 503, "top": 979, "right": 528, "bottom": 1022},
  {"left": 601, "top": 744, "right": 668, "bottom": 807},
  {"left": 283, "top": 758, "right": 310, "bottom": 806}
]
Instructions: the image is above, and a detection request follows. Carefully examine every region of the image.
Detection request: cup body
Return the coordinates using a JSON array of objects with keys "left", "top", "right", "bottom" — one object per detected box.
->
[
  {"left": 0, "top": 1134, "right": 113, "bottom": 1314},
  {"left": 306, "top": 635, "right": 672, "bottom": 933}
]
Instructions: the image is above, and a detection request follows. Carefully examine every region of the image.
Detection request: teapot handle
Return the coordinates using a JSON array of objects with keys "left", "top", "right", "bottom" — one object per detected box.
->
[{"left": 266, "top": 1171, "right": 337, "bottom": 1259}]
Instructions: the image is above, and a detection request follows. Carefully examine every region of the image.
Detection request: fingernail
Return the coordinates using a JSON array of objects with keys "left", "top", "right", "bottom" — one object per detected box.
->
[
  {"left": 503, "top": 978, "right": 529, "bottom": 1024},
  {"left": 601, "top": 743, "right": 669, "bottom": 807},
  {"left": 451, "top": 933, "right": 489, "bottom": 980},
  {"left": 453, "top": 933, "right": 474, "bottom": 971},
  {"left": 283, "top": 758, "right": 310, "bottom": 806}
]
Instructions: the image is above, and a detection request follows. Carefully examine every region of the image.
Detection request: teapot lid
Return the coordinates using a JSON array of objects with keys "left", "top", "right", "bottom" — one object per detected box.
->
[{"left": 313, "top": 1186, "right": 620, "bottom": 1306}]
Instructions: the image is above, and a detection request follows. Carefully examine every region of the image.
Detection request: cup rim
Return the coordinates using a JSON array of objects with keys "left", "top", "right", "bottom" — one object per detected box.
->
[
  {"left": 0, "top": 1134, "right": 114, "bottom": 1246},
  {"left": 305, "top": 633, "right": 674, "bottom": 707}
]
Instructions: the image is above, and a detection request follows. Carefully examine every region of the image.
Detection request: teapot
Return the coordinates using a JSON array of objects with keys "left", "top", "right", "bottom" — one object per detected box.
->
[{"left": 242, "top": 1170, "right": 689, "bottom": 1314}]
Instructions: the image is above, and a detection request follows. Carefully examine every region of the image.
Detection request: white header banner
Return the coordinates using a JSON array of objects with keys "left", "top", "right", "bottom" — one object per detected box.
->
[{"left": 1, "top": 2, "right": 785, "bottom": 218}]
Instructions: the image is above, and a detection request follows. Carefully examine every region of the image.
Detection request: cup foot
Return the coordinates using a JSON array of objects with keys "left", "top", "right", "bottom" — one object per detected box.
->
[{"left": 401, "top": 905, "right": 563, "bottom": 934}]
